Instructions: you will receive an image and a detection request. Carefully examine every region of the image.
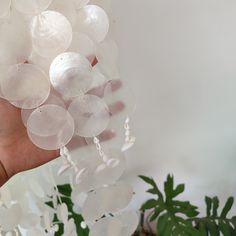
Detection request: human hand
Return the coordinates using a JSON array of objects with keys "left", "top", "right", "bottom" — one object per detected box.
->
[{"left": 0, "top": 63, "right": 124, "bottom": 187}]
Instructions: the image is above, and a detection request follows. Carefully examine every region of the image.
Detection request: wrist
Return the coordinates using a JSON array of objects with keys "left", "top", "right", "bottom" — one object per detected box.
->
[{"left": 0, "top": 159, "right": 8, "bottom": 187}]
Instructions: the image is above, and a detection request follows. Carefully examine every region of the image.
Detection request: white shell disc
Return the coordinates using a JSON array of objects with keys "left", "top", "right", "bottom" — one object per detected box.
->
[
  {"left": 21, "top": 93, "right": 66, "bottom": 127},
  {"left": 48, "top": 0, "right": 77, "bottom": 26},
  {"left": 82, "top": 182, "right": 133, "bottom": 221},
  {"left": 0, "top": 0, "right": 11, "bottom": 18},
  {"left": 73, "top": 0, "right": 90, "bottom": 9},
  {"left": 12, "top": 0, "right": 53, "bottom": 16},
  {"left": 49, "top": 52, "right": 93, "bottom": 97},
  {"left": 76, "top": 5, "right": 109, "bottom": 43},
  {"left": 68, "top": 32, "right": 96, "bottom": 60},
  {"left": 27, "top": 105, "right": 74, "bottom": 150},
  {"left": 0, "top": 12, "right": 32, "bottom": 65},
  {"left": 31, "top": 11, "right": 72, "bottom": 57},
  {"left": 68, "top": 94, "right": 110, "bottom": 137},
  {"left": 117, "top": 211, "right": 139, "bottom": 236},
  {"left": 90, "top": 217, "right": 123, "bottom": 236},
  {"left": 1, "top": 64, "right": 50, "bottom": 109}
]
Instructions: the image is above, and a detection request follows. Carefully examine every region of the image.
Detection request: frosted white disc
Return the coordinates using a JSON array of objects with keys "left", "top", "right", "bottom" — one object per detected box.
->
[
  {"left": 90, "top": 0, "right": 111, "bottom": 12},
  {"left": 21, "top": 93, "right": 66, "bottom": 127},
  {"left": 1, "top": 64, "right": 50, "bottom": 109},
  {"left": 31, "top": 11, "right": 72, "bottom": 57},
  {"left": 50, "top": 52, "right": 92, "bottom": 97},
  {"left": 27, "top": 105, "right": 74, "bottom": 150},
  {"left": 82, "top": 182, "right": 133, "bottom": 221},
  {"left": 0, "top": 0, "right": 11, "bottom": 18},
  {"left": 90, "top": 217, "right": 123, "bottom": 236},
  {"left": 76, "top": 5, "right": 109, "bottom": 43},
  {"left": 0, "top": 12, "right": 32, "bottom": 65},
  {"left": 27, "top": 105, "right": 73, "bottom": 137},
  {"left": 73, "top": 0, "right": 90, "bottom": 9},
  {"left": 93, "top": 149, "right": 126, "bottom": 188},
  {"left": 12, "top": 0, "right": 53, "bottom": 16},
  {"left": 96, "top": 40, "right": 120, "bottom": 78},
  {"left": 68, "top": 32, "right": 96, "bottom": 60},
  {"left": 68, "top": 94, "right": 110, "bottom": 137},
  {"left": 117, "top": 211, "right": 139, "bottom": 236},
  {"left": 48, "top": 0, "right": 77, "bottom": 26}
]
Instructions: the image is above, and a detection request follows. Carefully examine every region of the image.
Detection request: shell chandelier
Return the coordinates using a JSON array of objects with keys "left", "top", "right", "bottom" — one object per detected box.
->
[{"left": 0, "top": 0, "right": 137, "bottom": 235}]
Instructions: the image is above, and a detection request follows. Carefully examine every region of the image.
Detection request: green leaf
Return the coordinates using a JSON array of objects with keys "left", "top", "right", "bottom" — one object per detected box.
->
[
  {"left": 219, "top": 220, "right": 231, "bottom": 236},
  {"left": 150, "top": 207, "right": 164, "bottom": 221},
  {"left": 205, "top": 196, "right": 212, "bottom": 217},
  {"left": 212, "top": 197, "right": 219, "bottom": 217},
  {"left": 221, "top": 197, "right": 234, "bottom": 218},
  {"left": 173, "top": 184, "right": 185, "bottom": 198},
  {"left": 141, "top": 199, "right": 158, "bottom": 210},
  {"left": 57, "top": 184, "right": 72, "bottom": 197},
  {"left": 164, "top": 174, "right": 174, "bottom": 198},
  {"left": 207, "top": 221, "right": 219, "bottom": 236},
  {"left": 157, "top": 214, "right": 168, "bottom": 235}
]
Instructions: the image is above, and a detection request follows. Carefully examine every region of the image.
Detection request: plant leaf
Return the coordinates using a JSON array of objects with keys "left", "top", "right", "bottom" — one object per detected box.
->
[
  {"left": 141, "top": 199, "right": 158, "bottom": 210},
  {"left": 221, "top": 197, "right": 234, "bottom": 218}
]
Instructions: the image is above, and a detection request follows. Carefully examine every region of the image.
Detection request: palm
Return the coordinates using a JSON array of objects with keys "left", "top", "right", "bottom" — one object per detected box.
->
[
  {"left": 0, "top": 98, "right": 59, "bottom": 178},
  {"left": 0, "top": 79, "right": 123, "bottom": 180}
]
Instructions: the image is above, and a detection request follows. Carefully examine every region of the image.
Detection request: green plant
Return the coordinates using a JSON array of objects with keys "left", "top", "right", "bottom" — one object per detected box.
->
[
  {"left": 45, "top": 184, "right": 89, "bottom": 236},
  {"left": 140, "top": 174, "right": 236, "bottom": 236}
]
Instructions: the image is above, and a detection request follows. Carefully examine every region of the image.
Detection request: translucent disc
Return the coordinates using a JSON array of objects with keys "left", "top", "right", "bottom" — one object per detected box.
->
[
  {"left": 90, "top": 217, "right": 123, "bottom": 236},
  {"left": 12, "top": 0, "right": 53, "bottom": 16},
  {"left": 76, "top": 5, "right": 109, "bottom": 43},
  {"left": 0, "top": 12, "right": 32, "bottom": 65},
  {"left": 90, "top": 0, "right": 111, "bottom": 12},
  {"left": 49, "top": 52, "right": 93, "bottom": 97},
  {"left": 0, "top": 0, "right": 11, "bottom": 18},
  {"left": 117, "top": 211, "right": 139, "bottom": 236},
  {"left": 93, "top": 149, "right": 126, "bottom": 188},
  {"left": 75, "top": 149, "right": 125, "bottom": 191},
  {"left": 68, "top": 32, "right": 96, "bottom": 60},
  {"left": 96, "top": 40, "right": 120, "bottom": 78},
  {"left": 68, "top": 94, "right": 110, "bottom": 137},
  {"left": 1, "top": 64, "right": 50, "bottom": 109},
  {"left": 31, "top": 11, "right": 73, "bottom": 57},
  {"left": 27, "top": 105, "right": 74, "bottom": 150},
  {"left": 82, "top": 182, "right": 133, "bottom": 221},
  {"left": 73, "top": 0, "right": 90, "bottom": 9},
  {"left": 21, "top": 93, "right": 66, "bottom": 127},
  {"left": 48, "top": 0, "right": 77, "bottom": 26}
]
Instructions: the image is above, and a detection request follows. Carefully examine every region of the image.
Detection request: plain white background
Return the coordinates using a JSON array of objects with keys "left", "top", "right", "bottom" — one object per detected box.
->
[{"left": 109, "top": 0, "right": 236, "bottom": 211}]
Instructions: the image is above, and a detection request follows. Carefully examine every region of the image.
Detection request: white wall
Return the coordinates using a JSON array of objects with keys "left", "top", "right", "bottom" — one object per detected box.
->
[{"left": 110, "top": 0, "right": 236, "bottom": 210}]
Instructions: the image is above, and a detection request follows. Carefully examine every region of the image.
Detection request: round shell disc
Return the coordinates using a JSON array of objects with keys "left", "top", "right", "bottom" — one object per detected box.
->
[
  {"left": 49, "top": 52, "right": 92, "bottom": 97},
  {"left": 12, "top": 0, "right": 52, "bottom": 15},
  {"left": 27, "top": 105, "right": 74, "bottom": 150},
  {"left": 1, "top": 64, "right": 50, "bottom": 109},
  {"left": 90, "top": 217, "right": 123, "bottom": 236},
  {"left": 31, "top": 11, "right": 72, "bottom": 57},
  {"left": 68, "top": 94, "right": 110, "bottom": 137},
  {"left": 21, "top": 93, "right": 66, "bottom": 127},
  {"left": 76, "top": 5, "right": 109, "bottom": 43},
  {"left": 68, "top": 32, "right": 96, "bottom": 60}
]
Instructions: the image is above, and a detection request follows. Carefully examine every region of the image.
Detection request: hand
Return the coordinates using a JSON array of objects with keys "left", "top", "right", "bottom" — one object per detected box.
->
[{"left": 0, "top": 76, "right": 124, "bottom": 187}]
